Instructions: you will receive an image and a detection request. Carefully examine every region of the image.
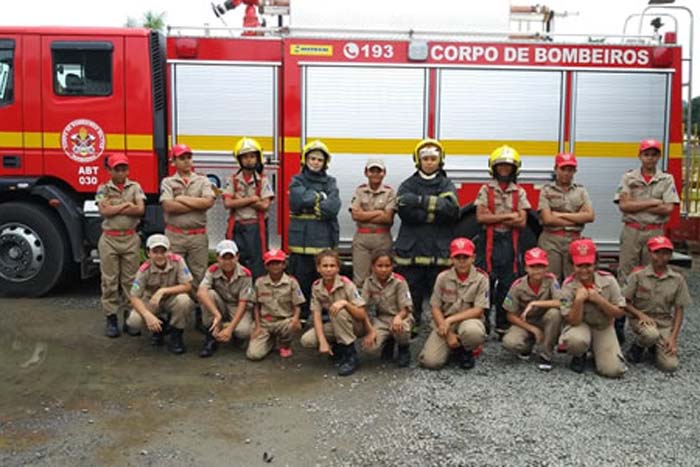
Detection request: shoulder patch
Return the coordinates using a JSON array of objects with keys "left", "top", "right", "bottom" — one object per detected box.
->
[
  {"left": 384, "top": 185, "right": 393, "bottom": 189},
  {"left": 313, "top": 279, "right": 321, "bottom": 286},
  {"left": 475, "top": 267, "right": 488, "bottom": 277},
  {"left": 562, "top": 274, "right": 576, "bottom": 285},
  {"left": 545, "top": 272, "right": 557, "bottom": 279},
  {"left": 208, "top": 264, "right": 219, "bottom": 273},
  {"left": 631, "top": 266, "right": 645, "bottom": 274},
  {"left": 341, "top": 275, "right": 352, "bottom": 283},
  {"left": 512, "top": 277, "right": 524, "bottom": 286},
  {"left": 241, "top": 266, "right": 252, "bottom": 277},
  {"left": 138, "top": 261, "right": 150, "bottom": 272},
  {"left": 598, "top": 270, "right": 613, "bottom": 276},
  {"left": 358, "top": 183, "right": 368, "bottom": 188},
  {"left": 167, "top": 253, "right": 182, "bottom": 262},
  {"left": 392, "top": 272, "right": 406, "bottom": 282}
]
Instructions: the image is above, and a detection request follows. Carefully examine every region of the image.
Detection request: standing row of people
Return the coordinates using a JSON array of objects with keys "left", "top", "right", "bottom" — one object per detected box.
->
[{"left": 94, "top": 136, "right": 690, "bottom": 378}]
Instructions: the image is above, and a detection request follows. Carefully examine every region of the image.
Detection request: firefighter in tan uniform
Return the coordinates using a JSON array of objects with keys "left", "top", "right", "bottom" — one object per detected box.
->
[
  {"left": 559, "top": 239, "right": 627, "bottom": 378},
  {"left": 247, "top": 249, "right": 306, "bottom": 361},
  {"left": 350, "top": 159, "right": 396, "bottom": 286},
  {"left": 475, "top": 145, "right": 531, "bottom": 337},
  {"left": 623, "top": 236, "right": 692, "bottom": 372},
  {"left": 197, "top": 240, "right": 255, "bottom": 358},
  {"left": 419, "top": 238, "right": 489, "bottom": 371},
  {"left": 537, "top": 153, "right": 594, "bottom": 282},
  {"left": 501, "top": 247, "right": 562, "bottom": 371},
  {"left": 160, "top": 143, "right": 216, "bottom": 302},
  {"left": 300, "top": 250, "right": 375, "bottom": 377},
  {"left": 361, "top": 251, "right": 414, "bottom": 367},
  {"left": 614, "top": 139, "right": 680, "bottom": 344},
  {"left": 127, "top": 234, "right": 194, "bottom": 354},
  {"left": 96, "top": 154, "right": 145, "bottom": 338},
  {"left": 223, "top": 137, "right": 275, "bottom": 279}
]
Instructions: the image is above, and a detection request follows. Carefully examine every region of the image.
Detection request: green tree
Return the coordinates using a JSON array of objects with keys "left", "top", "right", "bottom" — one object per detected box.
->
[{"left": 125, "top": 10, "right": 167, "bottom": 32}]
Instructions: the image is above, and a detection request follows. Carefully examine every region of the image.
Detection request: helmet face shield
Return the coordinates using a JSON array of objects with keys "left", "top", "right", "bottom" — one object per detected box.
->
[
  {"left": 301, "top": 140, "right": 331, "bottom": 170},
  {"left": 412, "top": 139, "right": 445, "bottom": 169}
]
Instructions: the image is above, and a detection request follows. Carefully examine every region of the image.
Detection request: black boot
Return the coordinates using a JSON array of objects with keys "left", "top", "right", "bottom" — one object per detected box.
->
[
  {"left": 338, "top": 343, "right": 359, "bottom": 377},
  {"left": 397, "top": 345, "right": 411, "bottom": 368},
  {"left": 459, "top": 348, "right": 475, "bottom": 370},
  {"left": 122, "top": 310, "right": 141, "bottom": 336},
  {"left": 625, "top": 344, "right": 645, "bottom": 364},
  {"left": 151, "top": 331, "right": 164, "bottom": 347},
  {"left": 168, "top": 328, "right": 187, "bottom": 355},
  {"left": 569, "top": 355, "right": 586, "bottom": 373},
  {"left": 380, "top": 337, "right": 395, "bottom": 362},
  {"left": 614, "top": 316, "right": 626, "bottom": 345},
  {"left": 199, "top": 332, "right": 218, "bottom": 358},
  {"left": 105, "top": 315, "right": 120, "bottom": 338},
  {"left": 330, "top": 342, "right": 343, "bottom": 364}
]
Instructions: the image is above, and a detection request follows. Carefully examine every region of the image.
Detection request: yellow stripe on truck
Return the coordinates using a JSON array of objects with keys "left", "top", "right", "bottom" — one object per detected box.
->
[
  {"left": 575, "top": 142, "right": 683, "bottom": 159},
  {"left": 0, "top": 132, "right": 153, "bottom": 151}
]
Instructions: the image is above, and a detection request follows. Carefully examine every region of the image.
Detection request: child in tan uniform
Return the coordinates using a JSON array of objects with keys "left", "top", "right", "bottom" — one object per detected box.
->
[
  {"left": 247, "top": 249, "right": 306, "bottom": 360},
  {"left": 361, "top": 251, "right": 414, "bottom": 367}
]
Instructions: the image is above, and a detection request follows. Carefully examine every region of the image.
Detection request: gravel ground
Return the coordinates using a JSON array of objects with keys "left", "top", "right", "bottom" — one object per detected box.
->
[{"left": 1, "top": 269, "right": 700, "bottom": 466}]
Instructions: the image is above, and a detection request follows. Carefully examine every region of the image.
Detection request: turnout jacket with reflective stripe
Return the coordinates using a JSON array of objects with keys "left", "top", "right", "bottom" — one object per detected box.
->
[{"left": 288, "top": 169, "right": 341, "bottom": 254}]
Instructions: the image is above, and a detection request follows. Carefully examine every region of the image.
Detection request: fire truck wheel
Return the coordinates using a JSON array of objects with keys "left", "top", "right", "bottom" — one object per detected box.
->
[{"left": 0, "top": 202, "right": 69, "bottom": 297}]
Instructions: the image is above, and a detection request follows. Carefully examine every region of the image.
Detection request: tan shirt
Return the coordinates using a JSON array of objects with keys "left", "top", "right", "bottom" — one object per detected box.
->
[
  {"left": 623, "top": 265, "right": 692, "bottom": 328},
  {"left": 254, "top": 273, "right": 306, "bottom": 319},
  {"left": 475, "top": 180, "right": 531, "bottom": 231},
  {"left": 350, "top": 184, "right": 396, "bottom": 230},
  {"left": 430, "top": 267, "right": 490, "bottom": 317},
  {"left": 560, "top": 271, "right": 625, "bottom": 330},
  {"left": 223, "top": 171, "right": 275, "bottom": 221},
  {"left": 361, "top": 272, "right": 413, "bottom": 318},
  {"left": 131, "top": 254, "right": 193, "bottom": 299},
  {"left": 537, "top": 182, "right": 592, "bottom": 232},
  {"left": 310, "top": 275, "right": 366, "bottom": 315},
  {"left": 160, "top": 172, "right": 215, "bottom": 229},
  {"left": 200, "top": 263, "right": 254, "bottom": 308},
  {"left": 614, "top": 169, "right": 680, "bottom": 225},
  {"left": 502, "top": 273, "right": 561, "bottom": 321},
  {"left": 95, "top": 178, "right": 145, "bottom": 231}
]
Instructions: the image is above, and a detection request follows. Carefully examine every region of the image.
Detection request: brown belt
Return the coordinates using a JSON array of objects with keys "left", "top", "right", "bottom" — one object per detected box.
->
[
  {"left": 103, "top": 229, "right": 136, "bottom": 237},
  {"left": 357, "top": 227, "right": 390, "bottom": 234},
  {"left": 543, "top": 229, "right": 581, "bottom": 238},
  {"left": 235, "top": 218, "right": 259, "bottom": 225},
  {"left": 625, "top": 222, "right": 664, "bottom": 231},
  {"left": 166, "top": 225, "right": 207, "bottom": 235}
]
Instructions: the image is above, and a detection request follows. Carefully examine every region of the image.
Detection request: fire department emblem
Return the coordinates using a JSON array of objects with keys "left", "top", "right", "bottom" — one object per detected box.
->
[
  {"left": 577, "top": 244, "right": 589, "bottom": 255},
  {"left": 530, "top": 249, "right": 541, "bottom": 258},
  {"left": 61, "top": 119, "right": 106, "bottom": 163}
]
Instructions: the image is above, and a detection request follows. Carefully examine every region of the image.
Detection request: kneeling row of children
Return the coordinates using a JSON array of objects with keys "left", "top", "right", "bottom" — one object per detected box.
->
[{"left": 127, "top": 233, "right": 689, "bottom": 378}]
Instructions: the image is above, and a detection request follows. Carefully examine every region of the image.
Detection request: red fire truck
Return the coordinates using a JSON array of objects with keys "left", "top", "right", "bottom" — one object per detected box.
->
[{"left": 0, "top": 5, "right": 695, "bottom": 296}]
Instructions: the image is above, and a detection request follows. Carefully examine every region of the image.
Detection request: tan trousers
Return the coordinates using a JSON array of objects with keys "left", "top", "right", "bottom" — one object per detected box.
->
[
  {"left": 538, "top": 231, "right": 578, "bottom": 282},
  {"left": 618, "top": 224, "right": 663, "bottom": 280},
  {"left": 560, "top": 322, "right": 626, "bottom": 378},
  {"left": 126, "top": 293, "right": 194, "bottom": 330},
  {"left": 300, "top": 310, "right": 366, "bottom": 347},
  {"left": 419, "top": 319, "right": 486, "bottom": 370},
  {"left": 502, "top": 308, "right": 562, "bottom": 359},
  {"left": 351, "top": 231, "right": 393, "bottom": 286},
  {"left": 166, "top": 230, "right": 209, "bottom": 290},
  {"left": 202, "top": 290, "right": 253, "bottom": 340},
  {"left": 364, "top": 314, "right": 414, "bottom": 353},
  {"left": 246, "top": 317, "right": 299, "bottom": 360},
  {"left": 630, "top": 320, "right": 679, "bottom": 372},
  {"left": 98, "top": 233, "right": 141, "bottom": 316}
]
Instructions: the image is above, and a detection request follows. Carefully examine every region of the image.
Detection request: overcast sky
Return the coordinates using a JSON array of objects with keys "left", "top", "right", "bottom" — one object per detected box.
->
[{"left": 2, "top": 0, "right": 698, "bottom": 96}]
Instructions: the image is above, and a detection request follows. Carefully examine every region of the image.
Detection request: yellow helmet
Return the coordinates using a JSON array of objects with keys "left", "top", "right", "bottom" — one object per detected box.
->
[
  {"left": 412, "top": 138, "right": 445, "bottom": 169},
  {"left": 234, "top": 137, "right": 263, "bottom": 161},
  {"left": 301, "top": 140, "right": 331, "bottom": 169},
  {"left": 488, "top": 145, "right": 521, "bottom": 176}
]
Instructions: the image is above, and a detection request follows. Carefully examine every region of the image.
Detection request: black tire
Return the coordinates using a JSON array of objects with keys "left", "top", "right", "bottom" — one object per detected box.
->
[{"left": 0, "top": 202, "right": 69, "bottom": 297}]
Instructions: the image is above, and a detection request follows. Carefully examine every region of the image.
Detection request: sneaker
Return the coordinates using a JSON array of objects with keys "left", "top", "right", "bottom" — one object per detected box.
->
[
  {"left": 518, "top": 351, "right": 531, "bottom": 362},
  {"left": 122, "top": 310, "right": 141, "bottom": 336},
  {"left": 569, "top": 355, "right": 586, "bottom": 374},
  {"left": 279, "top": 347, "right": 293, "bottom": 358},
  {"left": 625, "top": 344, "right": 645, "bottom": 364},
  {"left": 537, "top": 354, "right": 553, "bottom": 371}
]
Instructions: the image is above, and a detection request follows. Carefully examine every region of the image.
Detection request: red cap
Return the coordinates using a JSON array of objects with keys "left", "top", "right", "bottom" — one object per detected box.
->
[
  {"left": 450, "top": 237, "right": 475, "bottom": 257},
  {"left": 107, "top": 154, "right": 129, "bottom": 168},
  {"left": 639, "top": 139, "right": 661, "bottom": 154},
  {"left": 524, "top": 247, "right": 549, "bottom": 266},
  {"left": 171, "top": 143, "right": 193, "bottom": 159},
  {"left": 263, "top": 248, "right": 287, "bottom": 264},
  {"left": 647, "top": 235, "right": 673, "bottom": 252},
  {"left": 569, "top": 239, "right": 596, "bottom": 265},
  {"left": 555, "top": 152, "right": 577, "bottom": 168}
]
